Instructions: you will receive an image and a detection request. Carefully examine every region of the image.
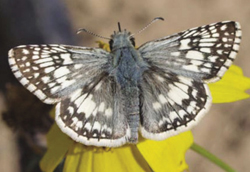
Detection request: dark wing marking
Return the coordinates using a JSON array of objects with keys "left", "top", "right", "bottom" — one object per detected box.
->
[
  {"left": 139, "top": 21, "right": 241, "bottom": 83},
  {"left": 8, "top": 44, "right": 110, "bottom": 104},
  {"left": 56, "top": 77, "right": 131, "bottom": 147}
]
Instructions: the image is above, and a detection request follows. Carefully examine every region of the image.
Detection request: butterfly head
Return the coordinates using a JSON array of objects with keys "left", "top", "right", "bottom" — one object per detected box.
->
[{"left": 109, "top": 22, "right": 135, "bottom": 51}]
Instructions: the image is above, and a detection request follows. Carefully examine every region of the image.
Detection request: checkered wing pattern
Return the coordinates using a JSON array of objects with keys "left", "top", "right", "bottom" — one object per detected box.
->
[
  {"left": 8, "top": 45, "right": 110, "bottom": 104},
  {"left": 56, "top": 77, "right": 130, "bottom": 147},
  {"left": 9, "top": 44, "right": 132, "bottom": 147},
  {"left": 138, "top": 21, "right": 241, "bottom": 140}
]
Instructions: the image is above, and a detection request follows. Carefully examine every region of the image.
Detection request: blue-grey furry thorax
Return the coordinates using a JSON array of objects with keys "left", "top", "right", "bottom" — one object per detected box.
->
[{"left": 110, "top": 31, "right": 147, "bottom": 87}]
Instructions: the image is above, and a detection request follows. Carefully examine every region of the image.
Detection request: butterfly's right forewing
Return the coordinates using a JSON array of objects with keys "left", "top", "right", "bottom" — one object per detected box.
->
[{"left": 139, "top": 21, "right": 241, "bottom": 82}]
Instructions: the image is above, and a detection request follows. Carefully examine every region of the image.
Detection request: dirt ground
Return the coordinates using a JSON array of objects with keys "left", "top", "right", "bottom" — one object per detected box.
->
[{"left": 1, "top": 0, "right": 250, "bottom": 171}]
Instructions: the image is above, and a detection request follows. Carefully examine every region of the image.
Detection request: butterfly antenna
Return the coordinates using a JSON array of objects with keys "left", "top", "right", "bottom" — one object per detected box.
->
[
  {"left": 77, "top": 28, "right": 110, "bottom": 40},
  {"left": 130, "top": 17, "right": 164, "bottom": 37},
  {"left": 118, "top": 22, "right": 122, "bottom": 32}
]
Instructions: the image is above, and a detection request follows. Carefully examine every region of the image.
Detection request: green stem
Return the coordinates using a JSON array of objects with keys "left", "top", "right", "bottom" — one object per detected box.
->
[{"left": 191, "top": 143, "right": 236, "bottom": 172}]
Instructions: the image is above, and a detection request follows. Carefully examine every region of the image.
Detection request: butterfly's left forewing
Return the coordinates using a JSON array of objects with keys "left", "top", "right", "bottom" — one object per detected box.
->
[
  {"left": 138, "top": 21, "right": 241, "bottom": 140},
  {"left": 8, "top": 45, "right": 110, "bottom": 104}
]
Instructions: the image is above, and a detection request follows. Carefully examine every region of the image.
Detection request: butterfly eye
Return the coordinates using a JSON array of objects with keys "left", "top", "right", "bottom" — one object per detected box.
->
[
  {"left": 130, "top": 37, "right": 135, "bottom": 47},
  {"left": 109, "top": 39, "right": 114, "bottom": 51}
]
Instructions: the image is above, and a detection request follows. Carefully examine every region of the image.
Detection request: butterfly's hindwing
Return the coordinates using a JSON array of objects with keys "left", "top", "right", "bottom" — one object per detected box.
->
[
  {"left": 139, "top": 21, "right": 241, "bottom": 83},
  {"left": 140, "top": 69, "right": 211, "bottom": 140},
  {"left": 56, "top": 76, "right": 131, "bottom": 147},
  {"left": 8, "top": 45, "right": 110, "bottom": 104}
]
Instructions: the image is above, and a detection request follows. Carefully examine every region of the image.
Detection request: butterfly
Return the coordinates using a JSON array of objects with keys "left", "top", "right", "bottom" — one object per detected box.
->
[{"left": 8, "top": 18, "right": 241, "bottom": 147}]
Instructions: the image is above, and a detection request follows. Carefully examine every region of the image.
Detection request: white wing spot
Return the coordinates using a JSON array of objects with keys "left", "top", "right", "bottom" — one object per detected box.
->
[
  {"left": 156, "top": 75, "right": 165, "bottom": 82},
  {"left": 22, "top": 49, "right": 30, "bottom": 54},
  {"left": 233, "top": 44, "right": 240, "bottom": 51},
  {"left": 74, "top": 93, "right": 87, "bottom": 107},
  {"left": 92, "top": 122, "right": 101, "bottom": 131},
  {"left": 200, "top": 48, "right": 211, "bottom": 53},
  {"left": 186, "top": 50, "right": 204, "bottom": 60},
  {"left": 50, "top": 86, "right": 60, "bottom": 94},
  {"left": 105, "top": 108, "right": 113, "bottom": 117},
  {"left": 8, "top": 49, "right": 14, "bottom": 57},
  {"left": 183, "top": 65, "right": 199, "bottom": 72},
  {"left": 54, "top": 66, "right": 70, "bottom": 78},
  {"left": 9, "top": 58, "right": 16, "bottom": 65},
  {"left": 78, "top": 95, "right": 96, "bottom": 118},
  {"left": 61, "top": 80, "right": 76, "bottom": 89},
  {"left": 41, "top": 76, "right": 50, "bottom": 83},
  {"left": 168, "top": 84, "right": 189, "bottom": 105},
  {"left": 229, "top": 51, "right": 237, "bottom": 59},
  {"left": 48, "top": 82, "right": 56, "bottom": 88},
  {"left": 200, "top": 38, "right": 217, "bottom": 42},
  {"left": 201, "top": 68, "right": 211, "bottom": 73},
  {"left": 22, "top": 56, "right": 28, "bottom": 61},
  {"left": 27, "top": 84, "right": 37, "bottom": 92},
  {"left": 39, "top": 62, "right": 54, "bottom": 68},
  {"left": 74, "top": 64, "right": 83, "bottom": 69},
  {"left": 175, "top": 83, "right": 189, "bottom": 92},
  {"left": 95, "top": 82, "right": 102, "bottom": 90},
  {"left": 208, "top": 55, "right": 218, "bottom": 62},
  {"left": 84, "top": 123, "right": 92, "bottom": 131},
  {"left": 222, "top": 38, "right": 228, "bottom": 42},
  {"left": 217, "top": 50, "right": 223, "bottom": 55},
  {"left": 14, "top": 71, "right": 22, "bottom": 78},
  {"left": 32, "top": 55, "right": 39, "bottom": 60},
  {"left": 199, "top": 43, "right": 214, "bottom": 47},
  {"left": 212, "top": 33, "right": 220, "bottom": 37},
  {"left": 44, "top": 66, "right": 55, "bottom": 73},
  {"left": 25, "top": 62, "right": 31, "bottom": 67},
  {"left": 159, "top": 94, "right": 167, "bottom": 104},
  {"left": 34, "top": 90, "right": 46, "bottom": 100},
  {"left": 33, "top": 51, "right": 39, "bottom": 55},
  {"left": 220, "top": 25, "right": 227, "bottom": 31},
  {"left": 171, "top": 52, "right": 181, "bottom": 57},
  {"left": 224, "top": 60, "right": 232, "bottom": 67},
  {"left": 34, "top": 73, "right": 40, "bottom": 78},
  {"left": 68, "top": 106, "right": 74, "bottom": 115},
  {"left": 20, "top": 78, "right": 29, "bottom": 85},
  {"left": 179, "top": 39, "right": 191, "bottom": 50},
  {"left": 152, "top": 102, "right": 162, "bottom": 110},
  {"left": 98, "top": 102, "right": 105, "bottom": 112},
  {"left": 76, "top": 121, "right": 83, "bottom": 129},
  {"left": 190, "top": 60, "right": 203, "bottom": 65},
  {"left": 61, "top": 54, "right": 73, "bottom": 65}
]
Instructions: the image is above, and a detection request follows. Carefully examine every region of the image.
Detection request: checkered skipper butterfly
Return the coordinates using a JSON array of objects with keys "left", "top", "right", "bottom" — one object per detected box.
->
[{"left": 8, "top": 17, "right": 241, "bottom": 147}]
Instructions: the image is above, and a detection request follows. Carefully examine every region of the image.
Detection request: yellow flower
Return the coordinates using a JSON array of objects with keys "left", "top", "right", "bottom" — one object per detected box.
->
[
  {"left": 41, "top": 123, "right": 193, "bottom": 172},
  {"left": 40, "top": 42, "right": 250, "bottom": 172}
]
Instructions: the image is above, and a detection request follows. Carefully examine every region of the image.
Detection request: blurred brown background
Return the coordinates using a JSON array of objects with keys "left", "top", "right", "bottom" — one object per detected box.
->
[{"left": 0, "top": 0, "right": 250, "bottom": 171}]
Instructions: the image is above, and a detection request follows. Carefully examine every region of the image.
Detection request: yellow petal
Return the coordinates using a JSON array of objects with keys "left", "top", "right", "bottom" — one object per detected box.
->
[
  {"left": 63, "top": 143, "right": 152, "bottom": 172},
  {"left": 137, "top": 131, "right": 193, "bottom": 172},
  {"left": 40, "top": 123, "right": 74, "bottom": 172},
  {"left": 96, "top": 41, "right": 110, "bottom": 51},
  {"left": 209, "top": 65, "right": 250, "bottom": 103}
]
